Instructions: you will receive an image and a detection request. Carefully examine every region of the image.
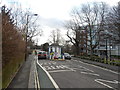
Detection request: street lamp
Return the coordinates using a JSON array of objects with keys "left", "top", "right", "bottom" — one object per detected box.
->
[
  {"left": 109, "top": 39, "right": 112, "bottom": 61},
  {"left": 105, "top": 37, "right": 108, "bottom": 63},
  {"left": 25, "top": 14, "right": 38, "bottom": 61}
]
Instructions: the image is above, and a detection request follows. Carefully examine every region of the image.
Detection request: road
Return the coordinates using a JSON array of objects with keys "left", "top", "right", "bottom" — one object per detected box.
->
[{"left": 38, "top": 58, "right": 119, "bottom": 89}]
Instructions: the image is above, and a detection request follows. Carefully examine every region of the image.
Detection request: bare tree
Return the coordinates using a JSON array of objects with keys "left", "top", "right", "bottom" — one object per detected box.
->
[
  {"left": 65, "top": 20, "right": 82, "bottom": 55},
  {"left": 48, "top": 29, "right": 64, "bottom": 45},
  {"left": 11, "top": 4, "right": 42, "bottom": 43},
  {"left": 10, "top": 4, "right": 42, "bottom": 58},
  {"left": 66, "top": 2, "right": 109, "bottom": 55},
  {"left": 106, "top": 2, "right": 120, "bottom": 44},
  {"left": 81, "top": 2, "right": 109, "bottom": 55}
]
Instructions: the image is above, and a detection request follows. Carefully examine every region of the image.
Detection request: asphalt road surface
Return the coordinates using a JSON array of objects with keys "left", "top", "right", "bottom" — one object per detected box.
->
[{"left": 38, "top": 58, "right": 119, "bottom": 89}]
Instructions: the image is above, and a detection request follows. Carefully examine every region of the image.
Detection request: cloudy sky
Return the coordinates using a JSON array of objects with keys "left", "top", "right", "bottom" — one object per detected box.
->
[{"left": 1, "top": 0, "right": 119, "bottom": 45}]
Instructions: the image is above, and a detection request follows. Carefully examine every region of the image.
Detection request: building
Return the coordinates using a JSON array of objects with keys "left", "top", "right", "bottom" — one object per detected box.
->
[
  {"left": 79, "top": 30, "right": 88, "bottom": 55},
  {"left": 95, "top": 30, "right": 120, "bottom": 58},
  {"left": 48, "top": 43, "right": 62, "bottom": 59}
]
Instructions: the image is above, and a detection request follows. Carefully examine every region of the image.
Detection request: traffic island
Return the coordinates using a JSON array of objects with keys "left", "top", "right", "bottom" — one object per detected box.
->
[{"left": 36, "top": 58, "right": 60, "bottom": 89}]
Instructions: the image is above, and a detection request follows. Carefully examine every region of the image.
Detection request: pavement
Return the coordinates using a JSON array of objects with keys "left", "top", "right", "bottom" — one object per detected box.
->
[
  {"left": 6, "top": 54, "right": 56, "bottom": 89},
  {"left": 7, "top": 54, "right": 35, "bottom": 89}
]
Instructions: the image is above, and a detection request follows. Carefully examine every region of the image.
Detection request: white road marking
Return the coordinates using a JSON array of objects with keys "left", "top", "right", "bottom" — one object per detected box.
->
[
  {"left": 73, "top": 60, "right": 119, "bottom": 75},
  {"left": 50, "top": 66, "right": 56, "bottom": 69},
  {"left": 95, "top": 79, "right": 119, "bottom": 84},
  {"left": 81, "top": 72, "right": 100, "bottom": 76},
  {"left": 95, "top": 79, "right": 117, "bottom": 90},
  {"left": 48, "top": 63, "right": 52, "bottom": 65},
  {"left": 52, "top": 62, "right": 56, "bottom": 64},
  {"left": 61, "top": 65, "right": 76, "bottom": 71},
  {"left": 56, "top": 65, "right": 65, "bottom": 69},
  {"left": 78, "top": 65, "right": 94, "bottom": 72},
  {"left": 66, "top": 60, "right": 71, "bottom": 62},
  {"left": 72, "top": 67, "right": 94, "bottom": 72},
  {"left": 48, "top": 70, "right": 74, "bottom": 73},
  {"left": 43, "top": 65, "right": 72, "bottom": 70},
  {"left": 37, "top": 60, "right": 60, "bottom": 90},
  {"left": 44, "top": 66, "right": 52, "bottom": 70}
]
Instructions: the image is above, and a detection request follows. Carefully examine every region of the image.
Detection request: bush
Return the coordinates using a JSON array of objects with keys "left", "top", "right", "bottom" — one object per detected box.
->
[
  {"left": 2, "top": 6, "right": 26, "bottom": 88},
  {"left": 111, "top": 55, "right": 120, "bottom": 59},
  {"left": 77, "top": 55, "right": 104, "bottom": 63}
]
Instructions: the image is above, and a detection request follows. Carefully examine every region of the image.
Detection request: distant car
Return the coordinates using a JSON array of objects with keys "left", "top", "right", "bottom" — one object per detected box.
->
[
  {"left": 64, "top": 53, "right": 71, "bottom": 60},
  {"left": 38, "top": 51, "right": 47, "bottom": 59}
]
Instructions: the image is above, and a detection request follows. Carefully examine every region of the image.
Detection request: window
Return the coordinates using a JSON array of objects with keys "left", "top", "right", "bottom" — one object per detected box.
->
[{"left": 112, "top": 45, "right": 116, "bottom": 49}]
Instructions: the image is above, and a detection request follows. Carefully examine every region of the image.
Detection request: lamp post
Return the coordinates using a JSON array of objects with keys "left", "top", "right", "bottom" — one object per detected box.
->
[
  {"left": 105, "top": 38, "right": 108, "bottom": 63},
  {"left": 109, "top": 39, "right": 112, "bottom": 61},
  {"left": 25, "top": 14, "right": 38, "bottom": 61}
]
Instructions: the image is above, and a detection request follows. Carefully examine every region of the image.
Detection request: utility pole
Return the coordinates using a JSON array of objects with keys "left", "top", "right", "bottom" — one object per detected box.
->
[{"left": 25, "top": 14, "right": 29, "bottom": 61}]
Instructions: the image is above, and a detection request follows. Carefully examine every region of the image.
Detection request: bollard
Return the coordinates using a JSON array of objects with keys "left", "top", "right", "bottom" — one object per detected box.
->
[{"left": 63, "top": 55, "right": 65, "bottom": 60}]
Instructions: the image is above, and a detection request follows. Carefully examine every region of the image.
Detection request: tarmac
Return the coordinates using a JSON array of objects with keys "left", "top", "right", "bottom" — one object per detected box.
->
[
  {"left": 6, "top": 54, "right": 120, "bottom": 89},
  {"left": 73, "top": 57, "right": 120, "bottom": 72}
]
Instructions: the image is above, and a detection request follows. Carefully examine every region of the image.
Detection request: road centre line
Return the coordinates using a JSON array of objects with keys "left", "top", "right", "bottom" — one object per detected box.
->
[
  {"left": 78, "top": 65, "right": 94, "bottom": 72},
  {"left": 72, "top": 67, "right": 94, "bottom": 72},
  {"left": 73, "top": 59, "right": 119, "bottom": 75},
  {"left": 37, "top": 60, "right": 60, "bottom": 90},
  {"left": 60, "top": 65, "right": 76, "bottom": 71},
  {"left": 81, "top": 72, "right": 100, "bottom": 76},
  {"left": 48, "top": 70, "right": 74, "bottom": 73}
]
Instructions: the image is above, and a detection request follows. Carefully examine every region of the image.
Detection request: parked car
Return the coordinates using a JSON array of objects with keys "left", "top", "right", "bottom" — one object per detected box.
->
[
  {"left": 38, "top": 51, "right": 47, "bottom": 59},
  {"left": 64, "top": 53, "right": 71, "bottom": 60}
]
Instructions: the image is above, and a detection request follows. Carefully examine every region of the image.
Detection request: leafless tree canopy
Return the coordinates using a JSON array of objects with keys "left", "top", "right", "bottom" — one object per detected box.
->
[
  {"left": 48, "top": 29, "right": 65, "bottom": 45},
  {"left": 106, "top": 2, "right": 120, "bottom": 44},
  {"left": 65, "top": 2, "right": 111, "bottom": 55},
  {"left": 11, "top": 5, "right": 42, "bottom": 43}
]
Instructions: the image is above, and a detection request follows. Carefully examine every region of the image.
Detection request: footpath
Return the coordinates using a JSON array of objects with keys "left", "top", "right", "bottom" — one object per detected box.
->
[
  {"left": 7, "top": 54, "right": 36, "bottom": 89},
  {"left": 73, "top": 57, "right": 120, "bottom": 72}
]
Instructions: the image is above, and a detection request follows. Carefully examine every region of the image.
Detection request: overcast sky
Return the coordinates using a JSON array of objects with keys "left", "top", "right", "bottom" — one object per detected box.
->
[{"left": 1, "top": 0, "right": 119, "bottom": 45}]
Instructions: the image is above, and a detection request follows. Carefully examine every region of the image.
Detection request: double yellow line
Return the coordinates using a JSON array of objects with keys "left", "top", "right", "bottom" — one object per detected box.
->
[{"left": 34, "top": 58, "right": 40, "bottom": 90}]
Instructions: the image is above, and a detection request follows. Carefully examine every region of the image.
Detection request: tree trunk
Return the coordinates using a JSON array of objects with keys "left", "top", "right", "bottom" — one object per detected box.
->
[{"left": 75, "top": 44, "right": 80, "bottom": 56}]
